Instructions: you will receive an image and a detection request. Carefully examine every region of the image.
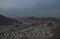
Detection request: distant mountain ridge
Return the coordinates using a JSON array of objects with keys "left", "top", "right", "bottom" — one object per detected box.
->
[{"left": 16, "top": 17, "right": 58, "bottom": 20}]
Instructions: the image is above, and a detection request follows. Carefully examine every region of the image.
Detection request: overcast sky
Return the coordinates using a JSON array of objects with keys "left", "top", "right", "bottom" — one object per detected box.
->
[{"left": 0, "top": 0, "right": 60, "bottom": 18}]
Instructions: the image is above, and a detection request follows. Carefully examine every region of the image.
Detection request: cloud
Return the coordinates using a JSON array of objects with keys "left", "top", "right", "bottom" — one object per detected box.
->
[
  {"left": 0, "top": 0, "right": 57, "bottom": 8},
  {"left": 0, "top": 0, "right": 60, "bottom": 17}
]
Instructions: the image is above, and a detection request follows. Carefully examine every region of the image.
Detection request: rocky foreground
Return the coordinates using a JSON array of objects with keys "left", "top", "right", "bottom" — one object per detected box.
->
[{"left": 0, "top": 18, "right": 60, "bottom": 39}]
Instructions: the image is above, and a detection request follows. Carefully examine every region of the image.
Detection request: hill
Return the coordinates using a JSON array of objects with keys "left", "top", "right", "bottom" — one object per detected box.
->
[{"left": 0, "top": 15, "right": 16, "bottom": 25}]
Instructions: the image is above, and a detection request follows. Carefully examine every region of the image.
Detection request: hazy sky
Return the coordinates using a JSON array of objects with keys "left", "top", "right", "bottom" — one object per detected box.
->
[{"left": 0, "top": 0, "right": 60, "bottom": 18}]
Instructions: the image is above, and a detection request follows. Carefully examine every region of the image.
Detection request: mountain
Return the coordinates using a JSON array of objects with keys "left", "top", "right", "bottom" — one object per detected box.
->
[
  {"left": 39, "top": 17, "right": 56, "bottom": 21},
  {"left": 0, "top": 15, "right": 16, "bottom": 25}
]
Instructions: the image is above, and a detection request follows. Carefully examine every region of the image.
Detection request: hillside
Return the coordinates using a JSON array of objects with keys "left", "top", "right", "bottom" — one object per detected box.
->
[
  {"left": 0, "top": 15, "right": 16, "bottom": 25},
  {"left": 0, "top": 16, "right": 60, "bottom": 39}
]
